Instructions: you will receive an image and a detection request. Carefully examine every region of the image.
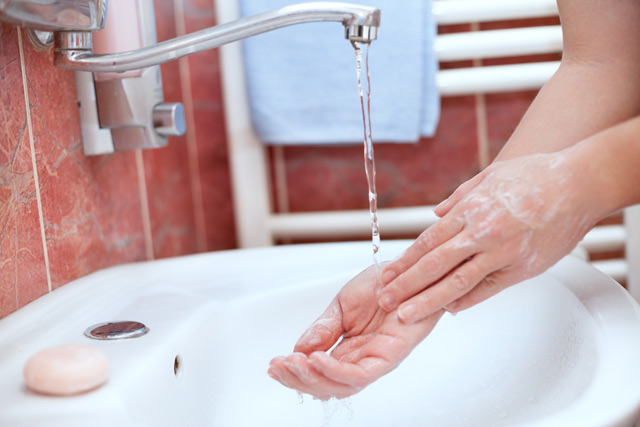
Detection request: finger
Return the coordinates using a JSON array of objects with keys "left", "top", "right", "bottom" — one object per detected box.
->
[
  {"left": 294, "top": 298, "right": 344, "bottom": 355},
  {"left": 308, "top": 351, "right": 386, "bottom": 392},
  {"left": 446, "top": 270, "right": 518, "bottom": 314},
  {"left": 434, "top": 170, "right": 489, "bottom": 217},
  {"left": 395, "top": 253, "right": 497, "bottom": 324},
  {"left": 269, "top": 356, "right": 309, "bottom": 391},
  {"left": 268, "top": 356, "right": 287, "bottom": 385},
  {"left": 378, "top": 235, "right": 477, "bottom": 312},
  {"left": 329, "top": 335, "right": 371, "bottom": 363},
  {"left": 381, "top": 217, "right": 465, "bottom": 286},
  {"left": 269, "top": 354, "right": 333, "bottom": 399},
  {"left": 282, "top": 353, "right": 358, "bottom": 400}
]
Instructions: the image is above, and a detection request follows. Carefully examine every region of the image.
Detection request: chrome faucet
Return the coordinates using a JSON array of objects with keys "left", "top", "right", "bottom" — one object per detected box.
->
[
  {"left": 1, "top": 0, "right": 381, "bottom": 155},
  {"left": 0, "top": 0, "right": 106, "bottom": 32},
  {"left": 53, "top": 2, "right": 381, "bottom": 72}
]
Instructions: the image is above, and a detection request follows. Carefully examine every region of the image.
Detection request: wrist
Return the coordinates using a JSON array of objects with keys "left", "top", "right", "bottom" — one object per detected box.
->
[{"left": 564, "top": 118, "right": 640, "bottom": 219}]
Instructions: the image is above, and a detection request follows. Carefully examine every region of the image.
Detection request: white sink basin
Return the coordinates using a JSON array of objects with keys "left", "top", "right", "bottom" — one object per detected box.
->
[{"left": 1, "top": 241, "right": 640, "bottom": 426}]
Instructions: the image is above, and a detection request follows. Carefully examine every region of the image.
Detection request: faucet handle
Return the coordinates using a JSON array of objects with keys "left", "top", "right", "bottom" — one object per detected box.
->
[{"left": 153, "top": 103, "right": 186, "bottom": 137}]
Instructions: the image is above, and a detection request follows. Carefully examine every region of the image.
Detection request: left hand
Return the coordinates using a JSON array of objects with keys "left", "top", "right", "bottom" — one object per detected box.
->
[
  {"left": 377, "top": 150, "right": 605, "bottom": 324},
  {"left": 268, "top": 265, "right": 443, "bottom": 400}
]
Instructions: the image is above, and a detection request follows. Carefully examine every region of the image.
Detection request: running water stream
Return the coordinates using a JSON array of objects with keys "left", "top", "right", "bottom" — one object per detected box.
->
[
  {"left": 292, "top": 42, "right": 379, "bottom": 427},
  {"left": 352, "top": 41, "right": 381, "bottom": 275}
]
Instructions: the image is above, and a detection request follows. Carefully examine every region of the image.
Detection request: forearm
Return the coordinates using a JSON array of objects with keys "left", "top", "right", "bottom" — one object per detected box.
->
[
  {"left": 495, "top": 63, "right": 640, "bottom": 162},
  {"left": 495, "top": 0, "right": 640, "bottom": 162},
  {"left": 568, "top": 115, "right": 640, "bottom": 217}
]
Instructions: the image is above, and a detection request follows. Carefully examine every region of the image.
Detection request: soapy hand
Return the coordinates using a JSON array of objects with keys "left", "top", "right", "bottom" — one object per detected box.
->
[
  {"left": 268, "top": 265, "right": 443, "bottom": 400},
  {"left": 378, "top": 150, "right": 605, "bottom": 324}
]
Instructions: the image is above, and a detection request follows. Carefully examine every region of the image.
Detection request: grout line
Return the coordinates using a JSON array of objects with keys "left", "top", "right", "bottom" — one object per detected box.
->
[
  {"left": 13, "top": 221, "right": 19, "bottom": 311},
  {"left": 471, "top": 22, "right": 490, "bottom": 170},
  {"left": 134, "top": 150, "right": 155, "bottom": 261},
  {"left": 272, "top": 146, "right": 290, "bottom": 214},
  {"left": 475, "top": 92, "right": 490, "bottom": 169},
  {"left": 17, "top": 27, "right": 52, "bottom": 293},
  {"left": 173, "top": 0, "right": 208, "bottom": 252},
  {"left": 272, "top": 146, "right": 291, "bottom": 245}
]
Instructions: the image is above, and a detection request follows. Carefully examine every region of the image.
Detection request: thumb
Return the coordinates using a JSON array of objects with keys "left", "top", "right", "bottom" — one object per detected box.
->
[{"left": 294, "top": 298, "right": 344, "bottom": 355}]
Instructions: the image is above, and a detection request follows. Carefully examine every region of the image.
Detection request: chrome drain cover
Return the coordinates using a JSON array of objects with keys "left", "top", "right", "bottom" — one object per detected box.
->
[{"left": 84, "top": 321, "right": 149, "bottom": 340}]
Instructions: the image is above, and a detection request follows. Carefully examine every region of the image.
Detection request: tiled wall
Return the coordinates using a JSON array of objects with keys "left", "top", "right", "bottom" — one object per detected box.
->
[
  {"left": 0, "top": 0, "right": 235, "bottom": 318},
  {"left": 0, "top": 2, "right": 557, "bottom": 318}
]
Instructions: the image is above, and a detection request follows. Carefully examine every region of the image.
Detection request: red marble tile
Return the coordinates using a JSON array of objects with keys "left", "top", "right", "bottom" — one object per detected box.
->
[
  {"left": 158, "top": 60, "right": 183, "bottom": 104},
  {"left": 285, "top": 146, "right": 370, "bottom": 212},
  {"left": 183, "top": 0, "right": 216, "bottom": 25},
  {"left": 1, "top": 24, "right": 25, "bottom": 165},
  {"left": 141, "top": 1, "right": 200, "bottom": 259},
  {"left": 154, "top": 0, "right": 182, "bottom": 104},
  {"left": 41, "top": 151, "right": 148, "bottom": 290},
  {"left": 176, "top": 0, "right": 236, "bottom": 250},
  {"left": 188, "top": 54, "right": 223, "bottom": 110},
  {"left": 192, "top": 108, "right": 236, "bottom": 251},
  {"left": 20, "top": 31, "right": 147, "bottom": 290},
  {"left": 143, "top": 142, "right": 199, "bottom": 259},
  {"left": 154, "top": 0, "right": 178, "bottom": 43},
  {"left": 1, "top": 198, "right": 50, "bottom": 314},
  {"left": 152, "top": 0, "right": 236, "bottom": 254},
  {"left": 485, "top": 91, "right": 539, "bottom": 161},
  {"left": 182, "top": 0, "right": 224, "bottom": 110},
  {"left": 0, "top": 24, "right": 49, "bottom": 315}
]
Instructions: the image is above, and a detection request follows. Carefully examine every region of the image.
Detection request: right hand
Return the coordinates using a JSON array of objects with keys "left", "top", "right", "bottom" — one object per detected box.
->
[{"left": 268, "top": 264, "right": 443, "bottom": 400}]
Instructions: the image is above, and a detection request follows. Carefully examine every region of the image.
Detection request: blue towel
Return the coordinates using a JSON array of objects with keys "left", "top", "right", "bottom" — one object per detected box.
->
[{"left": 239, "top": 0, "right": 440, "bottom": 145}]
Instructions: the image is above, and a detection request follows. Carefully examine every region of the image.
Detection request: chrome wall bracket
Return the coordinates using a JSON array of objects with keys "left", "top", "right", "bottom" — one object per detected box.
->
[
  {"left": 74, "top": 0, "right": 185, "bottom": 155},
  {"left": 0, "top": 0, "right": 107, "bottom": 32}
]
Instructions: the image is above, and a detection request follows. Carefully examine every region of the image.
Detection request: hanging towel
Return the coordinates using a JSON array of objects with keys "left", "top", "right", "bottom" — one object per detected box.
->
[{"left": 239, "top": 0, "right": 440, "bottom": 145}]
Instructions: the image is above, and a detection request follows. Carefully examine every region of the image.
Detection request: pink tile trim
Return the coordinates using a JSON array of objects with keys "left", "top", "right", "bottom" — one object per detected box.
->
[
  {"left": 135, "top": 150, "right": 154, "bottom": 260},
  {"left": 173, "top": 0, "right": 207, "bottom": 252},
  {"left": 17, "top": 28, "right": 51, "bottom": 293}
]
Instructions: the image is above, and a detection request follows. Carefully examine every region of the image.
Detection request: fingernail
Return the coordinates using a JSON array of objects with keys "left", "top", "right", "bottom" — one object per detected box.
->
[
  {"left": 445, "top": 300, "right": 459, "bottom": 313},
  {"left": 283, "top": 360, "right": 294, "bottom": 370},
  {"left": 379, "top": 292, "right": 395, "bottom": 310},
  {"left": 398, "top": 304, "right": 416, "bottom": 323},
  {"left": 381, "top": 268, "right": 397, "bottom": 284},
  {"left": 267, "top": 370, "right": 279, "bottom": 381}
]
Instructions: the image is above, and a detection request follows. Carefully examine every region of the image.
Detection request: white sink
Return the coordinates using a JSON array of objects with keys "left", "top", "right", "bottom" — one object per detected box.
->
[{"left": 1, "top": 241, "right": 640, "bottom": 426}]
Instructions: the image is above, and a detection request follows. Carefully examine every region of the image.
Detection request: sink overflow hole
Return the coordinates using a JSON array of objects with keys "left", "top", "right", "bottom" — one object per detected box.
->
[{"left": 174, "top": 355, "right": 183, "bottom": 381}]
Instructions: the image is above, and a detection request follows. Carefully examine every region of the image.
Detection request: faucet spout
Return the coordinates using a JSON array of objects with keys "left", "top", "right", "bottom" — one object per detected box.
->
[{"left": 53, "top": 2, "right": 381, "bottom": 73}]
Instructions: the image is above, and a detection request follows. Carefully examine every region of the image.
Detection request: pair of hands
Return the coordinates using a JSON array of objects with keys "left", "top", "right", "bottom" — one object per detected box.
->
[{"left": 269, "top": 150, "right": 600, "bottom": 400}]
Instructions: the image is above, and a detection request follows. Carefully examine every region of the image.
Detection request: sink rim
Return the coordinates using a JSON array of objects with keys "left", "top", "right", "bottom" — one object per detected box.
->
[{"left": 0, "top": 241, "right": 639, "bottom": 427}]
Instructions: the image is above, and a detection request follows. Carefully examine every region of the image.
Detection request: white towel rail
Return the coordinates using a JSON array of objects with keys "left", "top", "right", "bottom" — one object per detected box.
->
[
  {"left": 438, "top": 62, "right": 560, "bottom": 96},
  {"left": 626, "top": 206, "right": 640, "bottom": 298},
  {"left": 435, "top": 26, "right": 563, "bottom": 62},
  {"left": 433, "top": 0, "right": 558, "bottom": 25}
]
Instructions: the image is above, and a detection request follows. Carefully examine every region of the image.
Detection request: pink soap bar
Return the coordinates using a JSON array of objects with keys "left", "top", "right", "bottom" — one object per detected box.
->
[{"left": 23, "top": 344, "right": 110, "bottom": 396}]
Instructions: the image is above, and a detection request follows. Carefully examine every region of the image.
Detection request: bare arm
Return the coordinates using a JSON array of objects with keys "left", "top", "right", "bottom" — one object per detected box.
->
[
  {"left": 496, "top": 0, "right": 640, "bottom": 161},
  {"left": 377, "top": 0, "right": 640, "bottom": 322}
]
